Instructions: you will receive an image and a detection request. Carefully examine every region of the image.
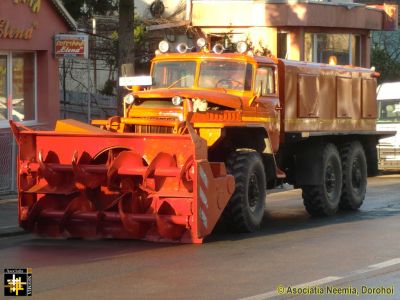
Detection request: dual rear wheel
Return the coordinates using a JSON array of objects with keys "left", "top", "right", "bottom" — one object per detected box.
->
[
  {"left": 222, "top": 141, "right": 368, "bottom": 232},
  {"left": 302, "top": 142, "right": 367, "bottom": 216}
]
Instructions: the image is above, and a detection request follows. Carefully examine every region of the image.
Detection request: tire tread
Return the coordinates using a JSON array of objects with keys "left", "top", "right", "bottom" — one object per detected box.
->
[
  {"left": 301, "top": 143, "right": 342, "bottom": 216},
  {"left": 339, "top": 141, "right": 367, "bottom": 210},
  {"left": 224, "top": 151, "right": 266, "bottom": 232}
]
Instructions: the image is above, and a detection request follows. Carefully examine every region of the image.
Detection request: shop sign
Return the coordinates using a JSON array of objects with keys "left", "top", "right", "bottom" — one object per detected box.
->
[
  {"left": 0, "top": 19, "right": 37, "bottom": 40},
  {"left": 54, "top": 34, "right": 89, "bottom": 59},
  {"left": 13, "top": 0, "right": 41, "bottom": 13}
]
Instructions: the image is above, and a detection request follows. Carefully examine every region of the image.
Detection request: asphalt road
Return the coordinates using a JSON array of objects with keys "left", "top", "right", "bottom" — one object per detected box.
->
[{"left": 1, "top": 175, "right": 399, "bottom": 300}]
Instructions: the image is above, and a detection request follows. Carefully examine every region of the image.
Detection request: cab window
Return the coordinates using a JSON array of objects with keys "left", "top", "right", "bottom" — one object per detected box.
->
[
  {"left": 152, "top": 61, "right": 196, "bottom": 88},
  {"left": 378, "top": 99, "right": 400, "bottom": 123},
  {"left": 198, "top": 61, "right": 253, "bottom": 91},
  {"left": 255, "top": 66, "right": 276, "bottom": 96}
]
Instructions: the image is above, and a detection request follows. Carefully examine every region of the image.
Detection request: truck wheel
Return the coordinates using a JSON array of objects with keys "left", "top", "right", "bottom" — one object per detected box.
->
[
  {"left": 339, "top": 142, "right": 367, "bottom": 210},
  {"left": 224, "top": 151, "right": 266, "bottom": 232},
  {"left": 302, "top": 143, "right": 342, "bottom": 216}
]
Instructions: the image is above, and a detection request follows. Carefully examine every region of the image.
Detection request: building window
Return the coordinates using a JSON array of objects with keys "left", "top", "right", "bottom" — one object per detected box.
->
[
  {"left": 277, "top": 32, "right": 288, "bottom": 59},
  {"left": 351, "top": 35, "right": 361, "bottom": 67},
  {"left": 304, "top": 33, "right": 361, "bottom": 66},
  {"left": 0, "top": 55, "right": 7, "bottom": 120},
  {"left": 304, "top": 33, "right": 314, "bottom": 62},
  {"left": 0, "top": 52, "right": 36, "bottom": 125}
]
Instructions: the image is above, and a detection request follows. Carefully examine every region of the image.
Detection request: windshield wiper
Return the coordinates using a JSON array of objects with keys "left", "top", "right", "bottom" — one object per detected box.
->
[{"left": 167, "top": 75, "right": 191, "bottom": 89}]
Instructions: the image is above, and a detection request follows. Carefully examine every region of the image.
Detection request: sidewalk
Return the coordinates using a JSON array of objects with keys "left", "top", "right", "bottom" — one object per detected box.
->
[{"left": 0, "top": 197, "right": 25, "bottom": 237}]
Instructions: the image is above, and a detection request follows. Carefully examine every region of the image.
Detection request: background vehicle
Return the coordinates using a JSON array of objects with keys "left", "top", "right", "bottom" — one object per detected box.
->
[
  {"left": 10, "top": 40, "right": 393, "bottom": 243},
  {"left": 376, "top": 82, "right": 400, "bottom": 171}
]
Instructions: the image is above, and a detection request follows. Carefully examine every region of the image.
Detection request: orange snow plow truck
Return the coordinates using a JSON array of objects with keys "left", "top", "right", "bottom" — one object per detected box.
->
[{"left": 10, "top": 40, "right": 392, "bottom": 243}]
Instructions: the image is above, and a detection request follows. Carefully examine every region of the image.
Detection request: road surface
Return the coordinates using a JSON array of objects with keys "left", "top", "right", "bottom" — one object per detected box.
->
[{"left": 1, "top": 175, "right": 399, "bottom": 299}]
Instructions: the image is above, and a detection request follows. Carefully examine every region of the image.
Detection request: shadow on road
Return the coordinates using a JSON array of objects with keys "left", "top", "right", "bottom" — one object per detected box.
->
[
  {"left": 209, "top": 205, "right": 400, "bottom": 243},
  {"left": 1, "top": 176, "right": 399, "bottom": 268},
  {"left": 207, "top": 176, "right": 400, "bottom": 243},
  {"left": 0, "top": 237, "right": 183, "bottom": 269}
]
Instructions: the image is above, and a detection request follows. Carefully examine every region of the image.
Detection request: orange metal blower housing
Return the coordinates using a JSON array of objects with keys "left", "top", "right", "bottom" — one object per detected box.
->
[{"left": 10, "top": 121, "right": 234, "bottom": 243}]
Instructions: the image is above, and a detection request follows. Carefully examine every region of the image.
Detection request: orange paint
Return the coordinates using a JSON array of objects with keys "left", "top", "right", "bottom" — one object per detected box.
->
[{"left": 9, "top": 50, "right": 381, "bottom": 244}]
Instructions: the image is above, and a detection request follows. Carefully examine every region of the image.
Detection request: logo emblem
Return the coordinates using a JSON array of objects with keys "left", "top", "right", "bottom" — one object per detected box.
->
[{"left": 4, "top": 269, "right": 32, "bottom": 296}]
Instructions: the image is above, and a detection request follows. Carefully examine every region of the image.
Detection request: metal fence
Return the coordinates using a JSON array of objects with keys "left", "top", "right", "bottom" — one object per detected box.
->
[
  {"left": 60, "top": 91, "right": 117, "bottom": 122},
  {"left": 0, "top": 91, "right": 116, "bottom": 195},
  {"left": 0, "top": 132, "right": 15, "bottom": 194}
]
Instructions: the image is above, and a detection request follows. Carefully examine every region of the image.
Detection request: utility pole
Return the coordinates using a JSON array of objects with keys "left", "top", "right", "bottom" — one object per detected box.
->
[
  {"left": 63, "top": 58, "right": 66, "bottom": 118},
  {"left": 117, "top": 0, "right": 135, "bottom": 115},
  {"left": 92, "top": 17, "right": 97, "bottom": 91}
]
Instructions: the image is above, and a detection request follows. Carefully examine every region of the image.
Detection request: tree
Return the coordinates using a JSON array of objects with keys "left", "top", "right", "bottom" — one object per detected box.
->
[
  {"left": 371, "top": 31, "right": 400, "bottom": 84},
  {"left": 61, "top": 0, "right": 140, "bottom": 105},
  {"left": 61, "top": 0, "right": 117, "bottom": 20},
  {"left": 117, "top": 0, "right": 135, "bottom": 114}
]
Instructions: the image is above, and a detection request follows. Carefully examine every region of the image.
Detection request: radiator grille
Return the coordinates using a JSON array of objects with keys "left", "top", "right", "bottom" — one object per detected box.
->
[
  {"left": 378, "top": 145, "right": 400, "bottom": 170},
  {"left": 134, "top": 125, "right": 173, "bottom": 134}
]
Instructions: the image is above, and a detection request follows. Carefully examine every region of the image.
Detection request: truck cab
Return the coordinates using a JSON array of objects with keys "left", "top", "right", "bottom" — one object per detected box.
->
[
  {"left": 116, "top": 47, "right": 282, "bottom": 158},
  {"left": 377, "top": 82, "right": 400, "bottom": 170}
]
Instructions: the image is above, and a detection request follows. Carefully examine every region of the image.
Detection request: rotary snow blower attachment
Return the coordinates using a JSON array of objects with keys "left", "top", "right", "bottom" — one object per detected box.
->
[{"left": 10, "top": 120, "right": 234, "bottom": 243}]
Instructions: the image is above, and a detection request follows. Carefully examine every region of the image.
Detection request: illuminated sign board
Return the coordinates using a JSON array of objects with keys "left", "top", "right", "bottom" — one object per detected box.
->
[{"left": 54, "top": 34, "right": 89, "bottom": 59}]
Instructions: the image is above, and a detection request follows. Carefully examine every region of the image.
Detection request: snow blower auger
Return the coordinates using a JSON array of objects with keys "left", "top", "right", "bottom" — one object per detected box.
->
[{"left": 9, "top": 120, "right": 234, "bottom": 243}]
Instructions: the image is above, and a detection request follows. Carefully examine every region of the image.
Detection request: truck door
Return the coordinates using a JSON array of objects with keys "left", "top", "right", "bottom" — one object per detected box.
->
[
  {"left": 254, "top": 65, "right": 281, "bottom": 151},
  {"left": 254, "top": 65, "right": 280, "bottom": 114}
]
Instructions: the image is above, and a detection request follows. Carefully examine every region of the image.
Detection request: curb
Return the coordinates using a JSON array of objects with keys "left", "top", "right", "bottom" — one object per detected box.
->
[
  {"left": 0, "top": 199, "right": 24, "bottom": 237},
  {"left": 0, "top": 199, "right": 18, "bottom": 205},
  {"left": 267, "top": 184, "right": 294, "bottom": 195},
  {"left": 0, "top": 226, "right": 27, "bottom": 238},
  {"left": 0, "top": 194, "right": 17, "bottom": 201}
]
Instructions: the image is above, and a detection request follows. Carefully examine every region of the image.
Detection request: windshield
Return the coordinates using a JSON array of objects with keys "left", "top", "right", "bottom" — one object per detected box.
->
[
  {"left": 198, "top": 61, "right": 252, "bottom": 91},
  {"left": 378, "top": 100, "right": 400, "bottom": 123},
  {"left": 152, "top": 61, "right": 196, "bottom": 88}
]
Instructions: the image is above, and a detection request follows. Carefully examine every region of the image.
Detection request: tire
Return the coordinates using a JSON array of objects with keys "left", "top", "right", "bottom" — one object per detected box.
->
[
  {"left": 224, "top": 151, "right": 266, "bottom": 232},
  {"left": 302, "top": 143, "right": 342, "bottom": 216},
  {"left": 339, "top": 141, "right": 367, "bottom": 210}
]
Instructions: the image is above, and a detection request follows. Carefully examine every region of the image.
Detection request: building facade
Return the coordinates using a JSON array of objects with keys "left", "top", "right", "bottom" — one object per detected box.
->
[
  {"left": 191, "top": 0, "right": 396, "bottom": 67},
  {"left": 0, "top": 0, "right": 76, "bottom": 193}
]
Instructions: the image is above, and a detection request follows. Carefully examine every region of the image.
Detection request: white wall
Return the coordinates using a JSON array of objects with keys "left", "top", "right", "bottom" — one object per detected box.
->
[
  {"left": 59, "top": 59, "right": 117, "bottom": 94},
  {"left": 135, "top": 0, "right": 188, "bottom": 21}
]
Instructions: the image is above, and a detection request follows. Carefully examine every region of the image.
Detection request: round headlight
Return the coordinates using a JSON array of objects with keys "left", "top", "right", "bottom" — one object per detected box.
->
[
  {"left": 158, "top": 40, "right": 169, "bottom": 53},
  {"left": 172, "top": 96, "right": 183, "bottom": 106},
  {"left": 236, "top": 41, "right": 248, "bottom": 54},
  {"left": 212, "top": 43, "right": 225, "bottom": 54},
  {"left": 125, "top": 94, "right": 135, "bottom": 105},
  {"left": 197, "top": 38, "right": 206, "bottom": 48},
  {"left": 176, "top": 43, "right": 188, "bottom": 54}
]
